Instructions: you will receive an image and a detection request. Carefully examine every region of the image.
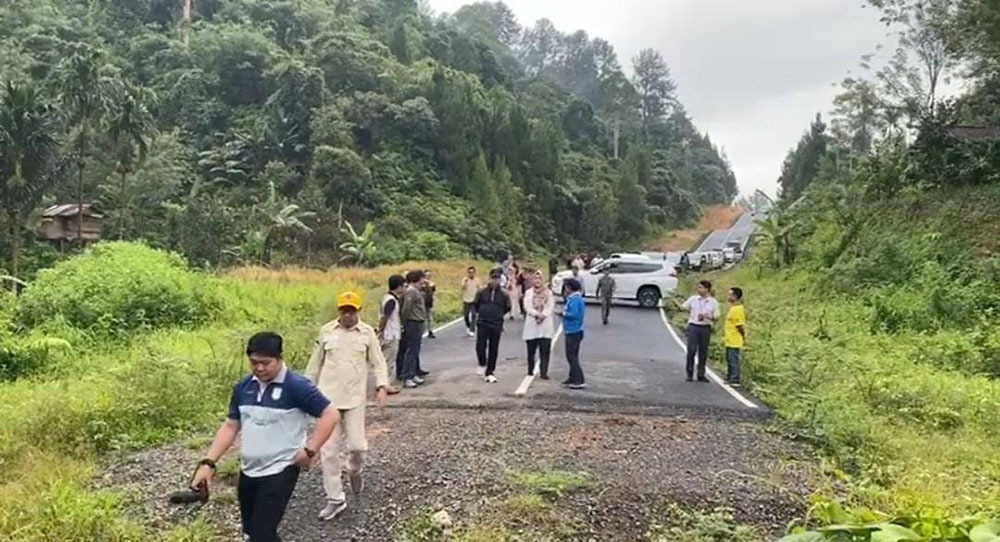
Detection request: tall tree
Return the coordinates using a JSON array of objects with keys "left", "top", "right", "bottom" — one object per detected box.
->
[
  {"left": 56, "top": 44, "right": 117, "bottom": 243},
  {"left": 778, "top": 114, "right": 829, "bottom": 201},
  {"left": 0, "top": 81, "right": 60, "bottom": 279},
  {"left": 632, "top": 48, "right": 678, "bottom": 137},
  {"left": 107, "top": 85, "right": 157, "bottom": 239}
]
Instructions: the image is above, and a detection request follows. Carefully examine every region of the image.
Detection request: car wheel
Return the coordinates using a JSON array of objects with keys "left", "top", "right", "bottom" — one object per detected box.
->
[{"left": 637, "top": 287, "right": 661, "bottom": 308}]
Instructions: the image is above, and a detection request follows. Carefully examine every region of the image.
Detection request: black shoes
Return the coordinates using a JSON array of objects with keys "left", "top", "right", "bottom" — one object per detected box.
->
[
  {"left": 697, "top": 376, "right": 710, "bottom": 383},
  {"left": 417, "top": 370, "right": 430, "bottom": 377},
  {"left": 686, "top": 375, "right": 694, "bottom": 382}
]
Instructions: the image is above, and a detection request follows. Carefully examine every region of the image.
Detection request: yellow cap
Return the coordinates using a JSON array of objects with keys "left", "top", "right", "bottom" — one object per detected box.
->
[{"left": 337, "top": 291, "right": 363, "bottom": 310}]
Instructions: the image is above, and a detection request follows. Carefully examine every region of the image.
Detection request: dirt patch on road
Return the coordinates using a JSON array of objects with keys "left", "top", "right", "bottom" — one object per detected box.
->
[
  {"left": 650, "top": 204, "right": 744, "bottom": 251},
  {"left": 100, "top": 407, "right": 814, "bottom": 541}
]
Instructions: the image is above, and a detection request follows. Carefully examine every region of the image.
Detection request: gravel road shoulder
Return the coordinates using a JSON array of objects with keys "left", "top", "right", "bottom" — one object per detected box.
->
[{"left": 99, "top": 406, "right": 815, "bottom": 541}]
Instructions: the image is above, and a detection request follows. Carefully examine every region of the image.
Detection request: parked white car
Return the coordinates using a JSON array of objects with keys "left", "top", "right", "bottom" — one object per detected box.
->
[{"left": 551, "top": 256, "right": 678, "bottom": 308}]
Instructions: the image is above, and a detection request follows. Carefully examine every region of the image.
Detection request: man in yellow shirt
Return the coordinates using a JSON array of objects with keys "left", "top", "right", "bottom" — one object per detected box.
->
[
  {"left": 724, "top": 287, "right": 747, "bottom": 387},
  {"left": 460, "top": 266, "right": 482, "bottom": 337},
  {"left": 305, "top": 292, "right": 390, "bottom": 522}
]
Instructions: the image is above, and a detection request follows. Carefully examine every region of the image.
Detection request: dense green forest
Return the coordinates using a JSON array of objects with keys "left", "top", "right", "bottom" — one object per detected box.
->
[{"left": 0, "top": 0, "right": 737, "bottom": 276}]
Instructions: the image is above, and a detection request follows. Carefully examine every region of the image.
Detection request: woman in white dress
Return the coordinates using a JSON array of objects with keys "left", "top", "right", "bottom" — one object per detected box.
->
[
  {"left": 522, "top": 269, "right": 555, "bottom": 379},
  {"left": 507, "top": 261, "right": 523, "bottom": 320}
]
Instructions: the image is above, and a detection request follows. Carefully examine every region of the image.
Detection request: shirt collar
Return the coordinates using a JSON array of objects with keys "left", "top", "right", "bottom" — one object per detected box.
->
[
  {"left": 252, "top": 364, "right": 287, "bottom": 386},
  {"left": 333, "top": 320, "right": 362, "bottom": 332}
]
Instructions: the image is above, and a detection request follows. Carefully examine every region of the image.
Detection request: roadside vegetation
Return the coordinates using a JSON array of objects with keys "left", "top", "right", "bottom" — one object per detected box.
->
[
  {"left": 672, "top": 0, "right": 1000, "bottom": 537},
  {"left": 0, "top": 241, "right": 472, "bottom": 541}
]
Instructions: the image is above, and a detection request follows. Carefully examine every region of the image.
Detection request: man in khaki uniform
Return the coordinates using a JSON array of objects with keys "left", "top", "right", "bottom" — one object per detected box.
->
[{"left": 305, "top": 291, "right": 390, "bottom": 522}]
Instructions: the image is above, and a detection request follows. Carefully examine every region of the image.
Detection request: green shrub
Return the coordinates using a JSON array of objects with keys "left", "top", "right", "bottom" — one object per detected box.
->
[{"left": 17, "top": 242, "right": 224, "bottom": 336}]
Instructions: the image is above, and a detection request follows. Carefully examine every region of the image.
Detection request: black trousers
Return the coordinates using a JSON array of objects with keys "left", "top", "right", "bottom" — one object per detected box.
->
[
  {"left": 686, "top": 323, "right": 712, "bottom": 378},
  {"left": 476, "top": 325, "right": 502, "bottom": 376},
  {"left": 565, "top": 331, "right": 585, "bottom": 384},
  {"left": 463, "top": 302, "right": 477, "bottom": 331},
  {"left": 526, "top": 338, "right": 551, "bottom": 377},
  {"left": 401, "top": 320, "right": 424, "bottom": 380},
  {"left": 237, "top": 466, "right": 299, "bottom": 542}
]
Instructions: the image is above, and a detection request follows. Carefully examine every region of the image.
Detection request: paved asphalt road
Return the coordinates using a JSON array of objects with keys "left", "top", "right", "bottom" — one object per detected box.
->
[
  {"left": 696, "top": 212, "right": 757, "bottom": 252},
  {"left": 390, "top": 302, "right": 761, "bottom": 415}
]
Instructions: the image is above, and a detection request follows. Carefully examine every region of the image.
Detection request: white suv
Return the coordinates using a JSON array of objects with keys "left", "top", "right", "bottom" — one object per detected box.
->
[{"left": 551, "top": 256, "right": 678, "bottom": 308}]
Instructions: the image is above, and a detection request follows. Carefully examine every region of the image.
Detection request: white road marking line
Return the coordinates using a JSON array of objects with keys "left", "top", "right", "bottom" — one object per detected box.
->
[
  {"left": 515, "top": 324, "right": 564, "bottom": 397},
  {"left": 423, "top": 317, "right": 464, "bottom": 338},
  {"left": 659, "top": 308, "right": 758, "bottom": 409}
]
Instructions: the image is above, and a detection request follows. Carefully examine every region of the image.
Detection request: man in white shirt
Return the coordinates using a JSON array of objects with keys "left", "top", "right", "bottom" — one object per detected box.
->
[{"left": 674, "top": 279, "right": 720, "bottom": 382}]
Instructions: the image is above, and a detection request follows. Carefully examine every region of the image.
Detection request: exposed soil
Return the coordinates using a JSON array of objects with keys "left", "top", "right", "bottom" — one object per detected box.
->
[{"left": 650, "top": 205, "right": 744, "bottom": 251}]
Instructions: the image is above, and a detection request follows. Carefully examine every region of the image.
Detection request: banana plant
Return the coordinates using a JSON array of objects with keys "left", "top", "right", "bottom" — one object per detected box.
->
[{"left": 339, "top": 221, "right": 377, "bottom": 266}]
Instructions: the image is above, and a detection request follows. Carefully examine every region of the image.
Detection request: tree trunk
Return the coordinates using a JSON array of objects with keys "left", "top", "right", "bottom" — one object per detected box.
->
[
  {"left": 8, "top": 217, "right": 20, "bottom": 287},
  {"left": 119, "top": 170, "right": 128, "bottom": 240},
  {"left": 182, "top": 0, "right": 192, "bottom": 47},
  {"left": 77, "top": 134, "right": 85, "bottom": 245},
  {"left": 613, "top": 117, "right": 620, "bottom": 160}
]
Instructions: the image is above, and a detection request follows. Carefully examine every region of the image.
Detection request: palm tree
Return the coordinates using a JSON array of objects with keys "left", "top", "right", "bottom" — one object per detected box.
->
[
  {"left": 107, "top": 85, "right": 157, "bottom": 239},
  {"left": 56, "top": 45, "right": 116, "bottom": 244},
  {"left": 259, "top": 180, "right": 314, "bottom": 264},
  {"left": 753, "top": 198, "right": 803, "bottom": 269},
  {"left": 0, "top": 80, "right": 60, "bottom": 282},
  {"left": 339, "top": 222, "right": 377, "bottom": 266}
]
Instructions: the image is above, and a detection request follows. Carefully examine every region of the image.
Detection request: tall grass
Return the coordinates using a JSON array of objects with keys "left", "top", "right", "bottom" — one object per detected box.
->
[
  {"left": 0, "top": 256, "right": 482, "bottom": 541},
  {"left": 696, "top": 266, "right": 1000, "bottom": 516}
]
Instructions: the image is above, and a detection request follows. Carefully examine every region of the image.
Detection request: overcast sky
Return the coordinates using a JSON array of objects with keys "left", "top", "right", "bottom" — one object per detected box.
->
[{"left": 427, "top": 0, "right": 890, "bottom": 197}]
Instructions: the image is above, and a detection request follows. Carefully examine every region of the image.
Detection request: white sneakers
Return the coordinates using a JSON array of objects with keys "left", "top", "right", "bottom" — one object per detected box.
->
[
  {"left": 318, "top": 500, "right": 347, "bottom": 521},
  {"left": 466, "top": 329, "right": 475, "bottom": 337},
  {"left": 485, "top": 375, "right": 498, "bottom": 383},
  {"left": 412, "top": 376, "right": 426, "bottom": 385}
]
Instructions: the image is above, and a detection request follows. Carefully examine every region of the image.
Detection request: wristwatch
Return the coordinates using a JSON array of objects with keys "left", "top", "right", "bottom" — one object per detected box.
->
[
  {"left": 198, "top": 458, "right": 217, "bottom": 471},
  {"left": 303, "top": 447, "right": 317, "bottom": 459}
]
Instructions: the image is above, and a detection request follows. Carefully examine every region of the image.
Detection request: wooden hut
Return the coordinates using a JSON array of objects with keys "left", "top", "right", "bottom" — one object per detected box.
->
[{"left": 37, "top": 203, "right": 103, "bottom": 247}]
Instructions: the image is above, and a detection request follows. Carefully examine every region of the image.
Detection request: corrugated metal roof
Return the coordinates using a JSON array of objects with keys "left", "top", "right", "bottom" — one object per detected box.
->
[{"left": 41, "top": 203, "right": 103, "bottom": 218}]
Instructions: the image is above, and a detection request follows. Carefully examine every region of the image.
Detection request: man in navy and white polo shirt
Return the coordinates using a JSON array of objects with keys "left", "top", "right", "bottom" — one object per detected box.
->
[{"left": 190, "top": 332, "right": 340, "bottom": 542}]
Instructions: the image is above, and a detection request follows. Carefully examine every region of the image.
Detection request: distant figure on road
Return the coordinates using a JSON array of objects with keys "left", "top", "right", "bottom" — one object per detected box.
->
[
  {"left": 189, "top": 332, "right": 339, "bottom": 542},
  {"left": 571, "top": 254, "right": 585, "bottom": 272},
  {"left": 596, "top": 268, "right": 616, "bottom": 326},
  {"left": 523, "top": 269, "right": 555, "bottom": 379},
  {"left": 460, "top": 266, "right": 482, "bottom": 337},
  {"left": 675, "top": 280, "right": 719, "bottom": 383},
  {"left": 474, "top": 268, "right": 512, "bottom": 383},
  {"left": 724, "top": 287, "right": 747, "bottom": 387},
  {"left": 377, "top": 275, "right": 405, "bottom": 395},
  {"left": 399, "top": 270, "right": 428, "bottom": 389},
  {"left": 548, "top": 256, "right": 559, "bottom": 278},
  {"left": 305, "top": 292, "right": 390, "bottom": 522},
  {"left": 507, "top": 261, "right": 523, "bottom": 320},
  {"left": 561, "top": 278, "right": 587, "bottom": 389},
  {"left": 422, "top": 270, "right": 437, "bottom": 338}
]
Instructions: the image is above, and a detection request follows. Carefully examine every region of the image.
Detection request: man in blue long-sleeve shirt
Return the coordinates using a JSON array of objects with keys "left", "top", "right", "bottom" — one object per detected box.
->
[{"left": 561, "top": 279, "right": 586, "bottom": 389}]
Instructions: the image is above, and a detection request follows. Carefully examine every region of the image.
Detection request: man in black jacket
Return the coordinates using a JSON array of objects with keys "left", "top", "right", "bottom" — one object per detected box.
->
[{"left": 474, "top": 268, "right": 512, "bottom": 383}]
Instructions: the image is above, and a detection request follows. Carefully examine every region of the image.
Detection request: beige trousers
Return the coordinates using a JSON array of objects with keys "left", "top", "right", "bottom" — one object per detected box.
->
[
  {"left": 320, "top": 406, "right": 367, "bottom": 504},
  {"left": 382, "top": 339, "right": 399, "bottom": 382}
]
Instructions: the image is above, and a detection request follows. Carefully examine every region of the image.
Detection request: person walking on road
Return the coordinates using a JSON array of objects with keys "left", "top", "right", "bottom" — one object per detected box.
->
[
  {"left": 724, "top": 287, "right": 747, "bottom": 387},
  {"left": 377, "top": 275, "right": 405, "bottom": 394},
  {"left": 423, "top": 270, "right": 438, "bottom": 339},
  {"left": 596, "top": 268, "right": 616, "bottom": 325},
  {"left": 474, "top": 268, "right": 512, "bottom": 383},
  {"left": 461, "top": 266, "right": 482, "bottom": 337},
  {"left": 305, "top": 292, "right": 390, "bottom": 522},
  {"left": 523, "top": 269, "right": 555, "bottom": 379},
  {"left": 189, "top": 332, "right": 339, "bottom": 542},
  {"left": 561, "top": 278, "right": 587, "bottom": 389},
  {"left": 507, "top": 261, "right": 523, "bottom": 320},
  {"left": 548, "top": 256, "right": 559, "bottom": 279},
  {"left": 675, "top": 280, "right": 720, "bottom": 383},
  {"left": 399, "top": 270, "right": 428, "bottom": 389}
]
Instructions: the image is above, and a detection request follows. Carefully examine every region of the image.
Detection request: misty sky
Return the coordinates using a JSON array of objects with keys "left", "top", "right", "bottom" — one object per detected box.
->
[{"left": 427, "top": 0, "right": 890, "bottom": 198}]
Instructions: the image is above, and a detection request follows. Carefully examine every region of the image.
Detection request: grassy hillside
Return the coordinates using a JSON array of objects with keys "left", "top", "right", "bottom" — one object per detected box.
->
[{"left": 701, "top": 185, "right": 1000, "bottom": 524}]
